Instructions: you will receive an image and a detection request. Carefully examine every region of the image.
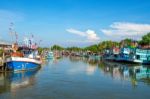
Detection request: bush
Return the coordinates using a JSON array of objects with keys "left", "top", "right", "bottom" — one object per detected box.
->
[{"left": 0, "top": 49, "right": 3, "bottom": 57}]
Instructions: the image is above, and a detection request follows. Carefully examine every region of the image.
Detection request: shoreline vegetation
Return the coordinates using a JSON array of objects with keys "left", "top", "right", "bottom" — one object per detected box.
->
[{"left": 38, "top": 32, "right": 150, "bottom": 54}]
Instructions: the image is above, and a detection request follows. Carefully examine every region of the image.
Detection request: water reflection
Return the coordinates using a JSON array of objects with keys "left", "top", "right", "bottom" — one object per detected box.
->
[
  {"left": 69, "top": 56, "right": 100, "bottom": 65},
  {"left": 0, "top": 57, "right": 150, "bottom": 99},
  {"left": 99, "top": 61, "right": 150, "bottom": 86},
  {"left": 69, "top": 56, "right": 150, "bottom": 86},
  {"left": 0, "top": 69, "right": 39, "bottom": 94},
  {"left": 68, "top": 56, "right": 98, "bottom": 75}
]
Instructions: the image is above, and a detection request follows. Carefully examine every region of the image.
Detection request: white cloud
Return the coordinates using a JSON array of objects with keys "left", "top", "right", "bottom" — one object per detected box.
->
[
  {"left": 66, "top": 28, "right": 100, "bottom": 42},
  {"left": 86, "top": 30, "right": 100, "bottom": 41},
  {"left": 66, "top": 28, "right": 85, "bottom": 36},
  {"left": 101, "top": 22, "right": 150, "bottom": 40}
]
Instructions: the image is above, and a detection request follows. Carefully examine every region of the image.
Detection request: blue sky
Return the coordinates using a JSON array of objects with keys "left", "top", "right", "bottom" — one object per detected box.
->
[{"left": 0, "top": 0, "right": 150, "bottom": 47}]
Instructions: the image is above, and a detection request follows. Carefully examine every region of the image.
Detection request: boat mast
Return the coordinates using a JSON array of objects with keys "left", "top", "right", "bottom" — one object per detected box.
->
[
  {"left": 9, "top": 22, "right": 18, "bottom": 44},
  {"left": 39, "top": 40, "right": 42, "bottom": 46},
  {"left": 9, "top": 22, "right": 14, "bottom": 43},
  {"left": 15, "top": 31, "right": 18, "bottom": 44}
]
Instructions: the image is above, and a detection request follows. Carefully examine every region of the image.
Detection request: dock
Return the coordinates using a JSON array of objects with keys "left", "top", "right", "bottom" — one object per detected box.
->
[
  {"left": 0, "top": 54, "right": 7, "bottom": 72},
  {"left": 0, "top": 40, "right": 12, "bottom": 72},
  {"left": 0, "top": 57, "right": 6, "bottom": 72}
]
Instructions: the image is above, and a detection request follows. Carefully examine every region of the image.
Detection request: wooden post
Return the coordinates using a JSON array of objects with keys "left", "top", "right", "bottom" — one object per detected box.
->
[
  {"left": 2, "top": 46, "right": 6, "bottom": 71},
  {"left": 2, "top": 46, "right": 4, "bottom": 71}
]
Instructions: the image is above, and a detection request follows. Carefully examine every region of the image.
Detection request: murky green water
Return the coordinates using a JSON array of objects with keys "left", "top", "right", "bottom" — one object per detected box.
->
[{"left": 0, "top": 57, "right": 150, "bottom": 99}]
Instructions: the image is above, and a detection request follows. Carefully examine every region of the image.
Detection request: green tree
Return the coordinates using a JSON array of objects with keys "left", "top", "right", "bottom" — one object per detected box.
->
[
  {"left": 66, "top": 47, "right": 82, "bottom": 51},
  {"left": 120, "top": 38, "right": 133, "bottom": 47},
  {"left": 98, "top": 41, "right": 119, "bottom": 52},
  {"left": 51, "top": 45, "right": 64, "bottom": 51},
  {"left": 37, "top": 47, "right": 50, "bottom": 54},
  {"left": 37, "top": 47, "right": 43, "bottom": 54},
  {"left": 139, "top": 32, "right": 150, "bottom": 45},
  {"left": 0, "top": 49, "right": 3, "bottom": 57},
  {"left": 84, "top": 44, "right": 98, "bottom": 52}
]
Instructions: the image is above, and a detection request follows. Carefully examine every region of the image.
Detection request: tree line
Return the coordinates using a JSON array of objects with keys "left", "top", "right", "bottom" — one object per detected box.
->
[{"left": 40, "top": 32, "right": 150, "bottom": 53}]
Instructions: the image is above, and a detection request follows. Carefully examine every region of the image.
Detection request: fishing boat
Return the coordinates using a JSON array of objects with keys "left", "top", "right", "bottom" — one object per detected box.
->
[
  {"left": 104, "top": 47, "right": 150, "bottom": 65},
  {"left": 132, "top": 48, "right": 150, "bottom": 65},
  {"left": 45, "top": 51, "right": 54, "bottom": 59},
  {"left": 6, "top": 56, "right": 41, "bottom": 71},
  {"left": 115, "top": 47, "right": 133, "bottom": 62},
  {"left": 89, "top": 53, "right": 101, "bottom": 60},
  {"left": 5, "top": 42, "right": 42, "bottom": 71},
  {"left": 4, "top": 23, "right": 42, "bottom": 71},
  {"left": 116, "top": 48, "right": 150, "bottom": 64},
  {"left": 103, "top": 47, "right": 120, "bottom": 61},
  {"left": 54, "top": 51, "right": 61, "bottom": 59}
]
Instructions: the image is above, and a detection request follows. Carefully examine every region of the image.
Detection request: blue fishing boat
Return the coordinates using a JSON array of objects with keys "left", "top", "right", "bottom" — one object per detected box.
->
[
  {"left": 6, "top": 56, "right": 41, "bottom": 71},
  {"left": 115, "top": 47, "right": 134, "bottom": 62},
  {"left": 132, "top": 49, "right": 150, "bottom": 65},
  {"left": 104, "top": 47, "right": 150, "bottom": 65},
  {"left": 5, "top": 24, "right": 42, "bottom": 71},
  {"left": 6, "top": 42, "right": 42, "bottom": 71},
  {"left": 117, "top": 48, "right": 150, "bottom": 64}
]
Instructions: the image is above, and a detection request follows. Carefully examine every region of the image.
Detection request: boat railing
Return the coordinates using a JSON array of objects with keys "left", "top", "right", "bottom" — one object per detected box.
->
[{"left": 136, "top": 49, "right": 150, "bottom": 55}]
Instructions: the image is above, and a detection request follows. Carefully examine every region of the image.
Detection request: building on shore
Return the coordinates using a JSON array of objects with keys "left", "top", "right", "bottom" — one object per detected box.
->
[{"left": 0, "top": 40, "right": 12, "bottom": 49}]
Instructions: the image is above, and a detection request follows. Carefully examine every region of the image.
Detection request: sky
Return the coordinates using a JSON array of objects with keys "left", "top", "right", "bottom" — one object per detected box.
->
[{"left": 0, "top": 0, "right": 150, "bottom": 47}]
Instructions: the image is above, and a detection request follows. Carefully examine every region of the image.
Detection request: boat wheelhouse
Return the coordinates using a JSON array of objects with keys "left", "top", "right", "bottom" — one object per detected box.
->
[{"left": 133, "top": 49, "right": 150, "bottom": 64}]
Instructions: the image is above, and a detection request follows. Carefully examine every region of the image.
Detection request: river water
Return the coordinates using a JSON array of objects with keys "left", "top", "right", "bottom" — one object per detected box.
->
[{"left": 0, "top": 56, "right": 150, "bottom": 99}]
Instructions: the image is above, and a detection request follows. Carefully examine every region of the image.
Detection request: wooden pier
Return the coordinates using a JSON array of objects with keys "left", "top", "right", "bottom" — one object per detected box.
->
[
  {"left": 0, "top": 41, "right": 11, "bottom": 72},
  {"left": 0, "top": 53, "right": 7, "bottom": 72}
]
